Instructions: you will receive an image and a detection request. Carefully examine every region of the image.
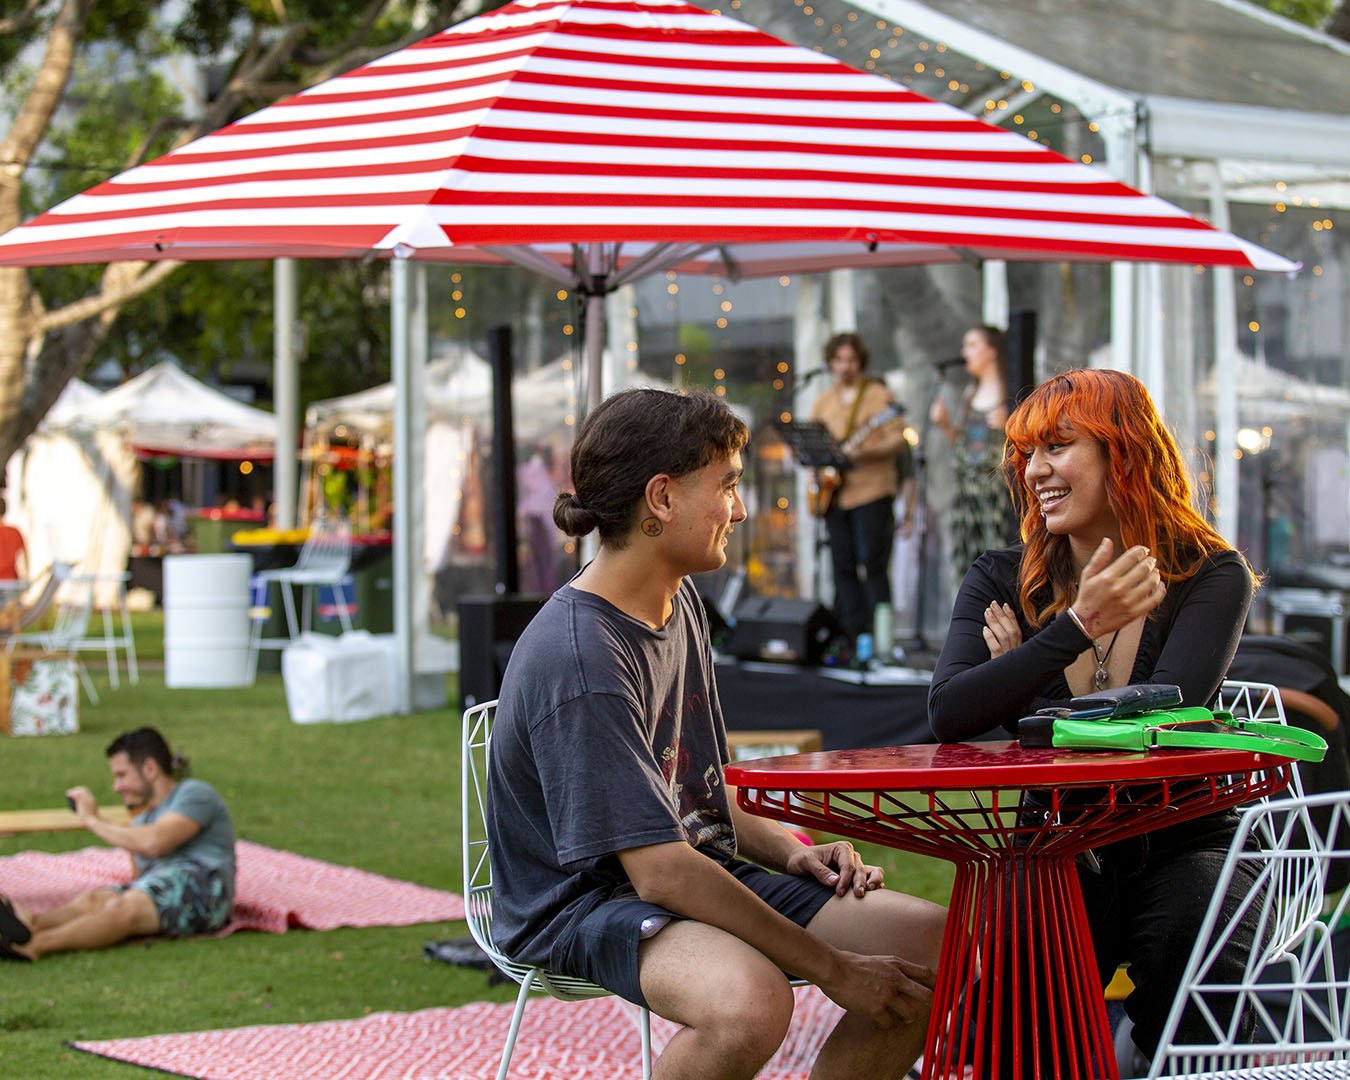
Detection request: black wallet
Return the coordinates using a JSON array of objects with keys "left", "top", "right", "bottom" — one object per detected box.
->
[{"left": 1065, "top": 683, "right": 1183, "bottom": 719}]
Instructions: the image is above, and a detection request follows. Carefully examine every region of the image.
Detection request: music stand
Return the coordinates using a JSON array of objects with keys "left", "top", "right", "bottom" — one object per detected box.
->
[{"left": 775, "top": 420, "right": 851, "bottom": 472}]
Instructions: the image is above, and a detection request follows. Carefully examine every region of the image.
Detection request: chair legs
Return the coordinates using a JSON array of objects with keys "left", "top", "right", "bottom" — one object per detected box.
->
[
  {"left": 639, "top": 1005, "right": 652, "bottom": 1080},
  {"left": 118, "top": 591, "right": 138, "bottom": 686},
  {"left": 494, "top": 971, "right": 653, "bottom": 1080},
  {"left": 497, "top": 970, "right": 539, "bottom": 1080},
  {"left": 279, "top": 582, "right": 301, "bottom": 638},
  {"left": 333, "top": 580, "right": 355, "bottom": 634},
  {"left": 76, "top": 659, "right": 99, "bottom": 706}
]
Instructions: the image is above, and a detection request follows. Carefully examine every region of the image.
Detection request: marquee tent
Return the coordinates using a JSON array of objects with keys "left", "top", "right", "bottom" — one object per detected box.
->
[
  {"left": 0, "top": 0, "right": 1297, "bottom": 709},
  {"left": 46, "top": 361, "right": 278, "bottom": 460},
  {"left": 7, "top": 363, "right": 277, "bottom": 602}
]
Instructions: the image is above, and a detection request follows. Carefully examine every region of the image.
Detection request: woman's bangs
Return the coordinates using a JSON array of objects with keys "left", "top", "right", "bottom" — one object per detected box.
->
[{"left": 1007, "top": 386, "right": 1074, "bottom": 455}]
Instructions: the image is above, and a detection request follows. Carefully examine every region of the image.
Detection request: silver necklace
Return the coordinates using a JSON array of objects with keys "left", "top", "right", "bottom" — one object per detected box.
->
[{"left": 1091, "top": 631, "right": 1121, "bottom": 691}]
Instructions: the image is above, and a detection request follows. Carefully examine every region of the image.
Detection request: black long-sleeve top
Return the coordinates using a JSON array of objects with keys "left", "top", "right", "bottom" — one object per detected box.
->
[{"left": 929, "top": 546, "right": 1253, "bottom": 743}]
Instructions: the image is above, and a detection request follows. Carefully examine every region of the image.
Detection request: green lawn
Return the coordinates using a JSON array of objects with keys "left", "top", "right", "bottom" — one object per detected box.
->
[{"left": 1, "top": 657, "right": 953, "bottom": 1078}]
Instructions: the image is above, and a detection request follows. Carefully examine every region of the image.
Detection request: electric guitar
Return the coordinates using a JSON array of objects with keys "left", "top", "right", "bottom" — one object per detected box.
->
[{"left": 807, "top": 403, "right": 905, "bottom": 518}]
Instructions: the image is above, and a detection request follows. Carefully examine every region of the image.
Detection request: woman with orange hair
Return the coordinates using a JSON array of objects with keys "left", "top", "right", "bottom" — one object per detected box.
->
[{"left": 927, "top": 368, "right": 1259, "bottom": 1068}]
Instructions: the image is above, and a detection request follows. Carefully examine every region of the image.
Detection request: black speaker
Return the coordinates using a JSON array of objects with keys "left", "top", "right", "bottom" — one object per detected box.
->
[
  {"left": 728, "top": 597, "right": 841, "bottom": 665},
  {"left": 458, "top": 594, "right": 548, "bottom": 710},
  {"left": 1005, "top": 308, "right": 1037, "bottom": 407}
]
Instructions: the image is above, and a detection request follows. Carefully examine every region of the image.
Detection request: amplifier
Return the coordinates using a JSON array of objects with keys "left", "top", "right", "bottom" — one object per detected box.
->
[{"left": 728, "top": 597, "right": 840, "bottom": 666}]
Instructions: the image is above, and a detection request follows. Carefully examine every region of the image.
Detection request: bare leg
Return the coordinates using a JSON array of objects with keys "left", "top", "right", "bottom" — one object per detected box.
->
[
  {"left": 805, "top": 889, "right": 947, "bottom": 1080},
  {"left": 25, "top": 888, "right": 122, "bottom": 932},
  {"left": 639, "top": 920, "right": 797, "bottom": 1080},
  {"left": 18, "top": 888, "right": 160, "bottom": 960}
]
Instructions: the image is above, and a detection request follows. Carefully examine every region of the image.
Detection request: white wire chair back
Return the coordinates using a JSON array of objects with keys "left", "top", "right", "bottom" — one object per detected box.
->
[
  {"left": 2, "top": 561, "right": 73, "bottom": 641},
  {"left": 292, "top": 518, "right": 352, "bottom": 576},
  {"left": 1217, "top": 680, "right": 1308, "bottom": 803},
  {"left": 26, "top": 569, "right": 94, "bottom": 650},
  {"left": 1148, "top": 790, "right": 1350, "bottom": 1079},
  {"left": 460, "top": 699, "right": 654, "bottom": 1080}
]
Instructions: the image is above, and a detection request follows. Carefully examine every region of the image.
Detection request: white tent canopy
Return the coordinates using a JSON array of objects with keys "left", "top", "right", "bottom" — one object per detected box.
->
[
  {"left": 306, "top": 343, "right": 493, "bottom": 436},
  {"left": 9, "top": 363, "right": 279, "bottom": 607},
  {"left": 47, "top": 361, "right": 278, "bottom": 459}
]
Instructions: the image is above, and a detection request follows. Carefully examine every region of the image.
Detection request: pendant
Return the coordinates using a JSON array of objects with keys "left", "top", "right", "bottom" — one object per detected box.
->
[{"left": 1094, "top": 666, "right": 1109, "bottom": 691}]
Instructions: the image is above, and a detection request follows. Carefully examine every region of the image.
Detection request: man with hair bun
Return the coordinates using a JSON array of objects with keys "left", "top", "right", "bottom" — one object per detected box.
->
[
  {"left": 488, "top": 386, "right": 945, "bottom": 1080},
  {"left": 0, "top": 727, "right": 235, "bottom": 961}
]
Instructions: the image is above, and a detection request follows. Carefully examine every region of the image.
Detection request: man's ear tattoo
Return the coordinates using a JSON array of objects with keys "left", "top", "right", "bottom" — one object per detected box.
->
[{"left": 640, "top": 516, "right": 664, "bottom": 537}]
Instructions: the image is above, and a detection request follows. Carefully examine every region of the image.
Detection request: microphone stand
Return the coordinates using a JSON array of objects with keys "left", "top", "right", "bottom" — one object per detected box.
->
[
  {"left": 906, "top": 439, "right": 932, "bottom": 655},
  {"left": 906, "top": 363, "right": 961, "bottom": 657}
]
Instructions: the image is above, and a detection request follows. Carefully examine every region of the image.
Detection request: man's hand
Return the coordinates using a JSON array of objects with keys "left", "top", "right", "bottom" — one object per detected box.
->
[
  {"left": 817, "top": 950, "right": 935, "bottom": 1028},
  {"left": 65, "top": 786, "right": 98, "bottom": 823},
  {"left": 784, "top": 840, "right": 884, "bottom": 898},
  {"left": 1071, "top": 539, "right": 1166, "bottom": 639}
]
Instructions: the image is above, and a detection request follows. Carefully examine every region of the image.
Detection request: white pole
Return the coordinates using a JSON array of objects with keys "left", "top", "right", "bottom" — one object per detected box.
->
[
  {"left": 273, "top": 258, "right": 299, "bottom": 529},
  {"left": 410, "top": 262, "right": 429, "bottom": 692},
  {"left": 981, "top": 260, "right": 1009, "bottom": 329},
  {"left": 794, "top": 274, "right": 827, "bottom": 601},
  {"left": 390, "top": 256, "right": 415, "bottom": 714},
  {"left": 1209, "top": 166, "right": 1240, "bottom": 541}
]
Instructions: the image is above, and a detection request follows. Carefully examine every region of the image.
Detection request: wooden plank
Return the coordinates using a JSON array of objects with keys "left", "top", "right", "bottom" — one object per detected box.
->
[
  {"left": 726, "top": 729, "right": 824, "bottom": 758},
  {"left": 0, "top": 805, "right": 132, "bottom": 837},
  {"left": 726, "top": 730, "right": 824, "bottom": 843}
]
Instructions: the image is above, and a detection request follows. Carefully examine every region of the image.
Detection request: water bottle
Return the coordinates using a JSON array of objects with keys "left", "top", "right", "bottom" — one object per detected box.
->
[
  {"left": 873, "top": 602, "right": 894, "bottom": 664},
  {"left": 855, "top": 633, "right": 874, "bottom": 667}
]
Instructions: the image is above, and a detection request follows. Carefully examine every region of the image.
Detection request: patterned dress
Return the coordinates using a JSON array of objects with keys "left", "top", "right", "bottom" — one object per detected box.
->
[{"left": 948, "top": 398, "right": 1016, "bottom": 591}]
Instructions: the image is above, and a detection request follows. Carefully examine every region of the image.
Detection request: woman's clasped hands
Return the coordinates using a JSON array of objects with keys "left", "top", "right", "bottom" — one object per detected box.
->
[{"left": 982, "top": 538, "right": 1166, "bottom": 659}]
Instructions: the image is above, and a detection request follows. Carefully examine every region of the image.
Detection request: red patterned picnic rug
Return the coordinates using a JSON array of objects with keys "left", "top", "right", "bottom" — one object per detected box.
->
[
  {"left": 0, "top": 839, "right": 464, "bottom": 933},
  {"left": 73, "top": 986, "right": 857, "bottom": 1080}
]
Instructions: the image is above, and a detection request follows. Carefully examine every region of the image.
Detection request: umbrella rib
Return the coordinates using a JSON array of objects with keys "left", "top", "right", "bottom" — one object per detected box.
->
[
  {"left": 609, "top": 242, "right": 700, "bottom": 287},
  {"left": 480, "top": 244, "right": 576, "bottom": 286}
]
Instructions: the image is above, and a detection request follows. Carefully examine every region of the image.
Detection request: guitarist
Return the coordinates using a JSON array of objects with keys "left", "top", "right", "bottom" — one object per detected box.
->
[{"left": 808, "top": 333, "right": 911, "bottom": 646}]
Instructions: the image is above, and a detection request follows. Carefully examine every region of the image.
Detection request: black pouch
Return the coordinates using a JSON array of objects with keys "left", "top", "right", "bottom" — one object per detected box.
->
[{"left": 1066, "top": 683, "right": 1182, "bottom": 719}]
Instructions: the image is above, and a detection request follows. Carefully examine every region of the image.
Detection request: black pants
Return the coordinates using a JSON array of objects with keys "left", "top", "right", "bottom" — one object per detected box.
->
[
  {"left": 1081, "top": 818, "right": 1265, "bottom": 1060},
  {"left": 823, "top": 495, "right": 894, "bottom": 640},
  {"left": 979, "top": 813, "right": 1265, "bottom": 1077}
]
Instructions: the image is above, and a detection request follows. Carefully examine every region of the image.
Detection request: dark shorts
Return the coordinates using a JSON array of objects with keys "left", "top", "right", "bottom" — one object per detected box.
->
[
  {"left": 123, "top": 862, "right": 233, "bottom": 937},
  {"left": 560, "top": 859, "right": 834, "bottom": 1008}
]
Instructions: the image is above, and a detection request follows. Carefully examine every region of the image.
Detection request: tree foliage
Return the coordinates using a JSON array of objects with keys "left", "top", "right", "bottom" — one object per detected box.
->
[{"left": 0, "top": 0, "right": 483, "bottom": 467}]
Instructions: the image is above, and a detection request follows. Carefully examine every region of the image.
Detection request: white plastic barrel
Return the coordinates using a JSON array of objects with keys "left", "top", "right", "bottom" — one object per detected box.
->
[{"left": 163, "top": 554, "right": 252, "bottom": 688}]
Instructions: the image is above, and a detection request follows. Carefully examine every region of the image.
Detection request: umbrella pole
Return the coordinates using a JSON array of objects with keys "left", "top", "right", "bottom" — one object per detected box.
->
[
  {"left": 581, "top": 242, "right": 607, "bottom": 418},
  {"left": 390, "top": 257, "right": 416, "bottom": 714},
  {"left": 274, "top": 258, "right": 299, "bottom": 530}
]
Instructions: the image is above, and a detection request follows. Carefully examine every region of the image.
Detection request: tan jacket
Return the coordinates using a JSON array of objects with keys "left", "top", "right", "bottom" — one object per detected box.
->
[{"left": 809, "top": 379, "right": 906, "bottom": 511}]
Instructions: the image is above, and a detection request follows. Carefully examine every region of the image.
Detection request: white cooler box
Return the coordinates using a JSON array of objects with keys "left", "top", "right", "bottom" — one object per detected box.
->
[{"left": 281, "top": 631, "right": 394, "bottom": 723}]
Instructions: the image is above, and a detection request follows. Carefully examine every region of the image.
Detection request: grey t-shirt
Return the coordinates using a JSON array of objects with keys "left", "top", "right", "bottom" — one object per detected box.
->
[
  {"left": 487, "top": 578, "right": 735, "bottom": 971},
  {"left": 132, "top": 778, "right": 237, "bottom": 899}
]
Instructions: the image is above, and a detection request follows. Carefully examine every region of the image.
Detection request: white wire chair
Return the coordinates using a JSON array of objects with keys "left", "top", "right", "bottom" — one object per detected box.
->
[
  {"left": 0, "top": 561, "right": 72, "bottom": 643},
  {"left": 1147, "top": 789, "right": 1350, "bottom": 1079},
  {"left": 461, "top": 699, "right": 654, "bottom": 1080},
  {"left": 1113, "top": 681, "right": 1311, "bottom": 1074},
  {"left": 64, "top": 571, "right": 138, "bottom": 689},
  {"left": 10, "top": 569, "right": 100, "bottom": 704},
  {"left": 247, "top": 520, "right": 353, "bottom": 679}
]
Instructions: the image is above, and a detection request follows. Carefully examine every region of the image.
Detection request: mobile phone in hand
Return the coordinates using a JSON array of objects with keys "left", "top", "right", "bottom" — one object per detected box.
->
[{"left": 66, "top": 795, "right": 76, "bottom": 812}]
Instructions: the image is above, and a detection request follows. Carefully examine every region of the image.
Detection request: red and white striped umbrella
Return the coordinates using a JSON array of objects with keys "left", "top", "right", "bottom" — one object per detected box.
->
[{"left": 0, "top": 0, "right": 1295, "bottom": 275}]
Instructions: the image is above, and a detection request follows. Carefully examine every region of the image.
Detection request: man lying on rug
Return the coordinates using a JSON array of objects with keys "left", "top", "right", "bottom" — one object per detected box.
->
[
  {"left": 487, "top": 388, "right": 947, "bottom": 1080},
  {"left": 0, "top": 726, "right": 235, "bottom": 962}
]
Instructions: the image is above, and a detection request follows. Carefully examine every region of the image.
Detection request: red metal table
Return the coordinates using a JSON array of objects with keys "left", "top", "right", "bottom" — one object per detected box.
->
[{"left": 725, "top": 741, "right": 1291, "bottom": 1080}]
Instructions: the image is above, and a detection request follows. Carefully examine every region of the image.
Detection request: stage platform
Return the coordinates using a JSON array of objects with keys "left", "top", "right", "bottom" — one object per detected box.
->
[{"left": 714, "top": 658, "right": 934, "bottom": 750}]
